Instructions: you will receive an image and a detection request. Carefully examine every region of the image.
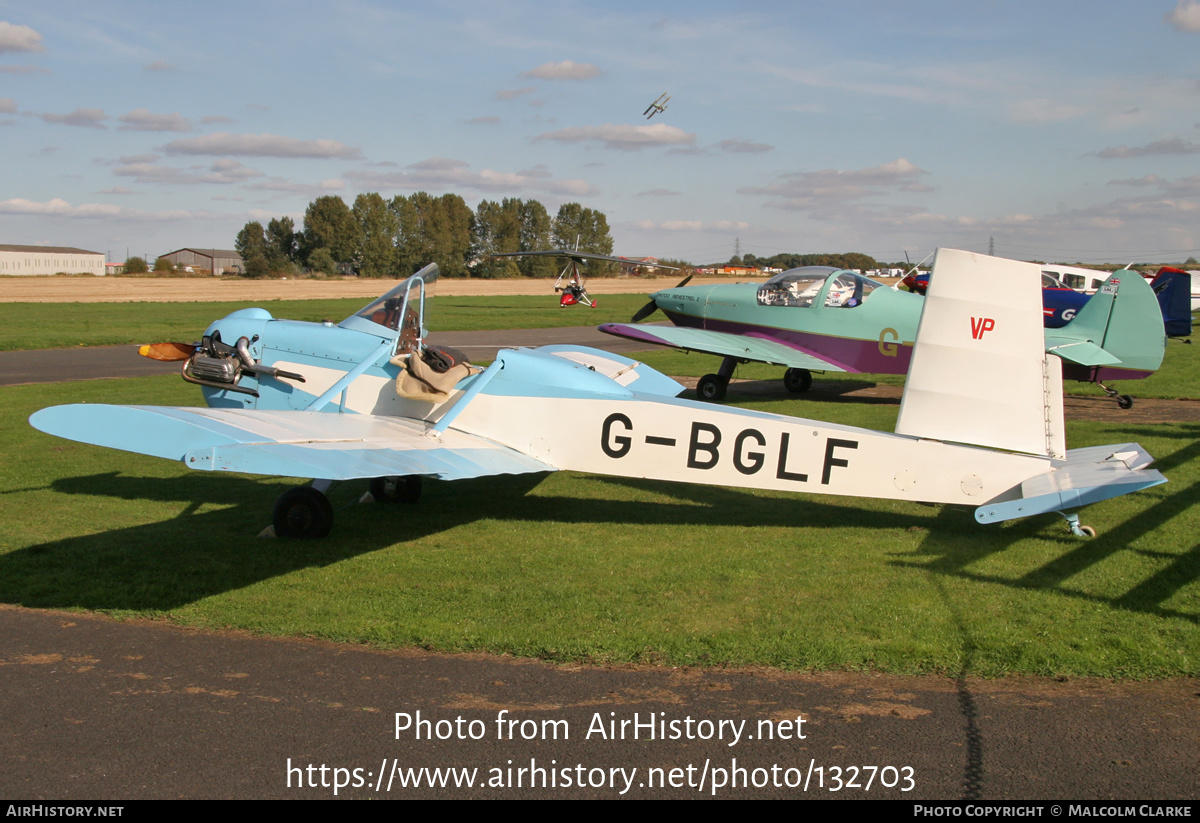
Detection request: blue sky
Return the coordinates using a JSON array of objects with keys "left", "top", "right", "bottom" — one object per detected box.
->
[{"left": 2, "top": 0, "right": 1199, "bottom": 265}]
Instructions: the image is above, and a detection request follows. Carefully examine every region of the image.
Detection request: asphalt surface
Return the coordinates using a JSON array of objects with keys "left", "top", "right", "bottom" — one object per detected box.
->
[
  {"left": 4, "top": 334, "right": 1198, "bottom": 800},
  {"left": 0, "top": 327, "right": 649, "bottom": 386},
  {"left": 3, "top": 606, "right": 1197, "bottom": 800}
]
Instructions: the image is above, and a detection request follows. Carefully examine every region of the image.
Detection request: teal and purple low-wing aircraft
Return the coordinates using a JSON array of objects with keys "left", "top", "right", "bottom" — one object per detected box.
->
[{"left": 600, "top": 264, "right": 1166, "bottom": 407}]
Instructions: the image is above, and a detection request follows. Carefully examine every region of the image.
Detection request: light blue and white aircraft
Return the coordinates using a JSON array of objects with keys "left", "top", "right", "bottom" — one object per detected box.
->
[{"left": 30, "top": 250, "right": 1165, "bottom": 539}]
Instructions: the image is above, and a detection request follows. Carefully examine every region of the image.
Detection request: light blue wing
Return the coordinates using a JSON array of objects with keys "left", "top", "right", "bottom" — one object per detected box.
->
[{"left": 29, "top": 405, "right": 554, "bottom": 481}]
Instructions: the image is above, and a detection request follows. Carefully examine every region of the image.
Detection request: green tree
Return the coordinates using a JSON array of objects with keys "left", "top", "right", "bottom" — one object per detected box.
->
[
  {"left": 308, "top": 247, "right": 337, "bottom": 276},
  {"left": 123, "top": 256, "right": 148, "bottom": 274},
  {"left": 153, "top": 256, "right": 173, "bottom": 272},
  {"left": 266, "top": 216, "right": 298, "bottom": 270},
  {"left": 352, "top": 193, "right": 398, "bottom": 278},
  {"left": 302, "top": 195, "right": 357, "bottom": 266},
  {"left": 393, "top": 192, "right": 473, "bottom": 277},
  {"left": 471, "top": 198, "right": 523, "bottom": 278},
  {"left": 435, "top": 193, "right": 474, "bottom": 278},
  {"left": 517, "top": 200, "right": 555, "bottom": 277},
  {"left": 552, "top": 203, "right": 614, "bottom": 274},
  {"left": 235, "top": 220, "right": 270, "bottom": 278}
]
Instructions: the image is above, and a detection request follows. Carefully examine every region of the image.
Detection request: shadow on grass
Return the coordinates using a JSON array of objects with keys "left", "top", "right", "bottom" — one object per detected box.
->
[
  {"left": 0, "top": 469, "right": 931, "bottom": 614},
  {"left": 899, "top": 426, "right": 1200, "bottom": 625}
]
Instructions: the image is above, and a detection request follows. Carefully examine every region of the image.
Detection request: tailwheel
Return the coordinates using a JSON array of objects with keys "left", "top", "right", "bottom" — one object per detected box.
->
[
  {"left": 783, "top": 368, "right": 813, "bottom": 393},
  {"left": 273, "top": 486, "right": 334, "bottom": 539},
  {"left": 370, "top": 475, "right": 423, "bottom": 504},
  {"left": 1098, "top": 381, "right": 1133, "bottom": 410},
  {"left": 697, "top": 374, "right": 727, "bottom": 402}
]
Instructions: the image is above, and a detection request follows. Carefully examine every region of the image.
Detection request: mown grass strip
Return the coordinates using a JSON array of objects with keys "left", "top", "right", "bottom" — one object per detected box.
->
[
  {"left": 0, "top": 295, "right": 650, "bottom": 351},
  {"left": 3, "top": 376, "right": 1195, "bottom": 677}
]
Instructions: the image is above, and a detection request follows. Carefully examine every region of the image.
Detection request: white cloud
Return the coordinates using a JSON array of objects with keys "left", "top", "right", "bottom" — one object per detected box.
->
[
  {"left": 739, "top": 159, "right": 932, "bottom": 210},
  {"left": 117, "top": 108, "right": 193, "bottom": 132},
  {"left": 0, "top": 64, "right": 48, "bottom": 74},
  {"left": 496, "top": 87, "right": 536, "bottom": 100},
  {"left": 1093, "top": 137, "right": 1200, "bottom": 159},
  {"left": 98, "top": 186, "right": 138, "bottom": 195},
  {"left": 715, "top": 138, "right": 774, "bottom": 154},
  {"left": 40, "top": 108, "right": 107, "bottom": 128},
  {"left": 635, "top": 219, "right": 751, "bottom": 232},
  {"left": 0, "top": 22, "right": 44, "bottom": 54},
  {"left": 245, "top": 178, "right": 346, "bottom": 195},
  {"left": 345, "top": 156, "right": 597, "bottom": 196},
  {"left": 114, "top": 158, "right": 264, "bottom": 185},
  {"left": 164, "top": 132, "right": 361, "bottom": 159},
  {"left": 0, "top": 97, "right": 15, "bottom": 113},
  {"left": 144, "top": 59, "right": 174, "bottom": 71},
  {"left": 1166, "top": 1, "right": 1200, "bottom": 32},
  {"left": 637, "top": 188, "right": 681, "bottom": 197},
  {"left": 1010, "top": 98, "right": 1087, "bottom": 124},
  {"left": 521, "top": 60, "right": 603, "bottom": 81},
  {"left": 0, "top": 198, "right": 214, "bottom": 221},
  {"left": 1108, "top": 175, "right": 1166, "bottom": 187},
  {"left": 534, "top": 123, "right": 695, "bottom": 151}
]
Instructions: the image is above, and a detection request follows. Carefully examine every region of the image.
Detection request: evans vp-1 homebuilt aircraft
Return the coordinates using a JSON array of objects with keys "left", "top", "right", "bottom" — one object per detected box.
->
[
  {"left": 30, "top": 250, "right": 1164, "bottom": 539},
  {"left": 601, "top": 261, "right": 1166, "bottom": 407}
]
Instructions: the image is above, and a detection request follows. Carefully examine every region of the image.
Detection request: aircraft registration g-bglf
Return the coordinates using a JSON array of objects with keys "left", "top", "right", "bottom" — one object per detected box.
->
[
  {"left": 600, "top": 257, "right": 1167, "bottom": 408},
  {"left": 30, "top": 250, "right": 1165, "bottom": 539}
]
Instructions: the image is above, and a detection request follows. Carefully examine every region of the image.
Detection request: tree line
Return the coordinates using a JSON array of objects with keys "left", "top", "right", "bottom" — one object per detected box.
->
[{"left": 235, "top": 193, "right": 614, "bottom": 278}]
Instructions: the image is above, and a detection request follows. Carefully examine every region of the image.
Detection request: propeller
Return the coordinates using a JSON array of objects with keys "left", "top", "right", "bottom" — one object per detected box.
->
[
  {"left": 138, "top": 341, "right": 196, "bottom": 361},
  {"left": 630, "top": 273, "right": 692, "bottom": 322}
]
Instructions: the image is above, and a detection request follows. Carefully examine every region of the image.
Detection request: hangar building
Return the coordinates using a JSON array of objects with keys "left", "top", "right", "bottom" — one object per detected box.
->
[
  {"left": 1, "top": 244, "right": 106, "bottom": 276},
  {"left": 158, "top": 248, "right": 244, "bottom": 275}
]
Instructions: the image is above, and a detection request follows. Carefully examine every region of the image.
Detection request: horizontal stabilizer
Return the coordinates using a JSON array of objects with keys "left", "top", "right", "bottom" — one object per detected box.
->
[
  {"left": 1043, "top": 338, "right": 1121, "bottom": 367},
  {"left": 975, "top": 443, "right": 1165, "bottom": 524}
]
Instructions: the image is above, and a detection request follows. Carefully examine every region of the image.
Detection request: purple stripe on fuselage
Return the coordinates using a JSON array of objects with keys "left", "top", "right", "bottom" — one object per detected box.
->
[{"left": 662, "top": 311, "right": 912, "bottom": 374}]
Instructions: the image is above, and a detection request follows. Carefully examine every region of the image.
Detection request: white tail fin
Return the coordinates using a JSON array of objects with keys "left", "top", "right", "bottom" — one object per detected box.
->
[{"left": 896, "top": 248, "right": 1065, "bottom": 458}]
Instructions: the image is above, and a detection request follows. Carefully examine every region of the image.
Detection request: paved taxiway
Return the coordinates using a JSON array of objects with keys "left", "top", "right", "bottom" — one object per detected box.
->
[
  {"left": 0, "top": 327, "right": 648, "bottom": 386},
  {"left": 3, "top": 606, "right": 1196, "bottom": 800}
]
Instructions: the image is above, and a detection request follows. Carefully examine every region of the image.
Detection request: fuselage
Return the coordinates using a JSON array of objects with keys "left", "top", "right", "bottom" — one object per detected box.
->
[{"left": 651, "top": 268, "right": 924, "bottom": 374}]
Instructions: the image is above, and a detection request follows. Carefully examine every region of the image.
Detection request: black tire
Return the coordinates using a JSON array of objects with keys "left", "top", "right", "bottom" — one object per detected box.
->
[
  {"left": 1078, "top": 525, "right": 1097, "bottom": 538},
  {"left": 370, "top": 475, "right": 423, "bottom": 504},
  {"left": 273, "top": 486, "right": 334, "bottom": 539},
  {"left": 783, "top": 368, "right": 813, "bottom": 393},
  {"left": 697, "top": 374, "right": 727, "bottom": 402},
  {"left": 1117, "top": 395, "right": 1133, "bottom": 410}
]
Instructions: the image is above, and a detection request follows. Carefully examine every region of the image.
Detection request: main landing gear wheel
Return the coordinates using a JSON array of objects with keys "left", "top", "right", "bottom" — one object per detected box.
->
[
  {"left": 273, "top": 486, "right": 334, "bottom": 539},
  {"left": 1117, "top": 395, "right": 1133, "bottom": 410},
  {"left": 370, "top": 475, "right": 423, "bottom": 504},
  {"left": 1059, "top": 511, "right": 1095, "bottom": 539},
  {"left": 697, "top": 374, "right": 728, "bottom": 402},
  {"left": 783, "top": 368, "right": 813, "bottom": 393}
]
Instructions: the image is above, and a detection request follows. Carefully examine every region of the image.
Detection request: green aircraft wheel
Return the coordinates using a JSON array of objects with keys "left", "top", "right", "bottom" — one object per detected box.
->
[
  {"left": 273, "top": 486, "right": 334, "bottom": 539},
  {"left": 370, "top": 475, "right": 423, "bottom": 504},
  {"left": 1117, "top": 395, "right": 1133, "bottom": 410},
  {"left": 697, "top": 374, "right": 727, "bottom": 402},
  {"left": 784, "top": 368, "right": 813, "bottom": 393}
]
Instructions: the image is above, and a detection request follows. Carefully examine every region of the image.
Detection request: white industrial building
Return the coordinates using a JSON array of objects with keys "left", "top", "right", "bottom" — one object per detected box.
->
[{"left": 0, "top": 244, "right": 106, "bottom": 276}]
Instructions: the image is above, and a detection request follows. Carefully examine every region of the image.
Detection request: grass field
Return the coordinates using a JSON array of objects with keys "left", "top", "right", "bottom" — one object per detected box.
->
[
  {"left": 0, "top": 294, "right": 650, "bottom": 351},
  {"left": 3, "top": 373, "right": 1196, "bottom": 678}
]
